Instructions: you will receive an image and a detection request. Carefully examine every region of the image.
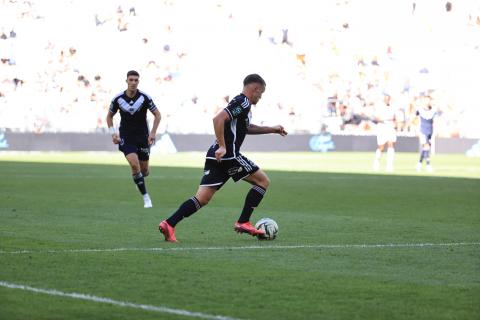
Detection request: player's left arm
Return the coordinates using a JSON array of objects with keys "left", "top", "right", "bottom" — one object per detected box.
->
[
  {"left": 247, "top": 124, "right": 287, "bottom": 136},
  {"left": 148, "top": 109, "right": 161, "bottom": 145}
]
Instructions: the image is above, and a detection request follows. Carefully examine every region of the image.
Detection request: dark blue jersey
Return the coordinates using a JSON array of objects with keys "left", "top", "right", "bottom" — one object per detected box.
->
[
  {"left": 416, "top": 108, "right": 436, "bottom": 135},
  {"left": 207, "top": 93, "right": 251, "bottom": 160},
  {"left": 109, "top": 90, "right": 157, "bottom": 143}
]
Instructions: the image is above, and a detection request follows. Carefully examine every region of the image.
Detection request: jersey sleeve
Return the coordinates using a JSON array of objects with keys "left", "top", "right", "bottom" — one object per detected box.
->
[
  {"left": 109, "top": 98, "right": 119, "bottom": 114},
  {"left": 146, "top": 95, "right": 158, "bottom": 112},
  {"left": 224, "top": 96, "right": 249, "bottom": 120}
]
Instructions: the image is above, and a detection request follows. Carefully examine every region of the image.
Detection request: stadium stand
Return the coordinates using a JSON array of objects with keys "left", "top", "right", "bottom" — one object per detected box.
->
[{"left": 0, "top": 0, "right": 479, "bottom": 138}]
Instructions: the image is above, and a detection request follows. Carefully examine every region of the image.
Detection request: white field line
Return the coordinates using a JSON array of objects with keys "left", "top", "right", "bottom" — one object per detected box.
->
[
  {"left": 0, "top": 281, "right": 243, "bottom": 320},
  {"left": 1, "top": 242, "right": 479, "bottom": 255}
]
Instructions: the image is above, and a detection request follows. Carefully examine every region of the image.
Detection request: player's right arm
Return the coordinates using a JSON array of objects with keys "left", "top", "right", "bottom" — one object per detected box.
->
[
  {"left": 106, "top": 100, "right": 120, "bottom": 144},
  {"left": 212, "top": 109, "right": 229, "bottom": 162}
]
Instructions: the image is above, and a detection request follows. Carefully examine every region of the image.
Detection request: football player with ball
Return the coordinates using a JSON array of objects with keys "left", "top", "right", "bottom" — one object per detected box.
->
[{"left": 158, "top": 74, "right": 286, "bottom": 242}]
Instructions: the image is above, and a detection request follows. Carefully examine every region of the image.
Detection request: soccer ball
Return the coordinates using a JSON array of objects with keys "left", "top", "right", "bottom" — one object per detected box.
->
[{"left": 255, "top": 218, "right": 278, "bottom": 240}]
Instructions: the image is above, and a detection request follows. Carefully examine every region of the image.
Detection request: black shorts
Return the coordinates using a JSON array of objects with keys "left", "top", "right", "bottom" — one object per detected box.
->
[
  {"left": 119, "top": 138, "right": 150, "bottom": 161},
  {"left": 200, "top": 154, "right": 259, "bottom": 189}
]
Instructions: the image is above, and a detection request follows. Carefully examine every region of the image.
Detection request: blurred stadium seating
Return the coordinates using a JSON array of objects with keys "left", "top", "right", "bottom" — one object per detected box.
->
[{"left": 0, "top": 0, "right": 479, "bottom": 138}]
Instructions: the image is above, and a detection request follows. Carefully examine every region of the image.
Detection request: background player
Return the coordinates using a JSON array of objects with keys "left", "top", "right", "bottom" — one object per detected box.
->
[
  {"left": 416, "top": 96, "right": 436, "bottom": 172},
  {"left": 158, "top": 74, "right": 287, "bottom": 242},
  {"left": 373, "top": 94, "right": 397, "bottom": 172},
  {"left": 106, "top": 70, "right": 161, "bottom": 208}
]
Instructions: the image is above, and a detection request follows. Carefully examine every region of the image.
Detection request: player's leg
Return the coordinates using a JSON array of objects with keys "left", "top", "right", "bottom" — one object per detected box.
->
[
  {"left": 231, "top": 155, "right": 267, "bottom": 236},
  {"left": 239, "top": 169, "right": 269, "bottom": 222},
  {"left": 139, "top": 160, "right": 150, "bottom": 177},
  {"left": 167, "top": 186, "right": 217, "bottom": 227},
  {"left": 125, "top": 152, "right": 151, "bottom": 208},
  {"left": 373, "top": 141, "right": 384, "bottom": 171},
  {"left": 424, "top": 135, "right": 433, "bottom": 172},
  {"left": 386, "top": 140, "right": 395, "bottom": 172},
  {"left": 374, "top": 125, "right": 387, "bottom": 171},
  {"left": 137, "top": 146, "right": 153, "bottom": 207},
  {"left": 126, "top": 152, "right": 146, "bottom": 191},
  {"left": 417, "top": 134, "right": 426, "bottom": 171},
  {"left": 417, "top": 144, "right": 423, "bottom": 171},
  {"left": 159, "top": 186, "right": 218, "bottom": 242},
  {"left": 158, "top": 159, "right": 228, "bottom": 242},
  {"left": 137, "top": 159, "right": 153, "bottom": 208}
]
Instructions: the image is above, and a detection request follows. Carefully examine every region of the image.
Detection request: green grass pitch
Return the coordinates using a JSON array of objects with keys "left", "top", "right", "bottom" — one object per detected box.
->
[{"left": 1, "top": 152, "right": 479, "bottom": 319}]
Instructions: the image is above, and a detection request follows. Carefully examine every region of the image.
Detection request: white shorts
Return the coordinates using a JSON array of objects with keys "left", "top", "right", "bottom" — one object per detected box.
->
[
  {"left": 419, "top": 133, "right": 432, "bottom": 145},
  {"left": 376, "top": 125, "right": 397, "bottom": 145}
]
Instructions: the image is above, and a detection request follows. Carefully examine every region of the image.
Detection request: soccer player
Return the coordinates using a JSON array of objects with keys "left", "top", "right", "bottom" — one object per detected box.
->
[
  {"left": 158, "top": 74, "right": 287, "bottom": 242},
  {"left": 106, "top": 70, "right": 161, "bottom": 208},
  {"left": 416, "top": 96, "right": 436, "bottom": 172},
  {"left": 373, "top": 94, "right": 397, "bottom": 172}
]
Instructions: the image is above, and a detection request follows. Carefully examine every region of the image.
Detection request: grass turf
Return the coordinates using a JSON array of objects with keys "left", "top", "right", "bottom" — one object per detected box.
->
[{"left": 0, "top": 152, "right": 479, "bottom": 319}]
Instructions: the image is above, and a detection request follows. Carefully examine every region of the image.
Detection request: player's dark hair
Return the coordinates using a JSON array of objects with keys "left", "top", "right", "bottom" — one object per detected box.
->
[
  {"left": 127, "top": 70, "right": 140, "bottom": 78},
  {"left": 243, "top": 74, "right": 266, "bottom": 87}
]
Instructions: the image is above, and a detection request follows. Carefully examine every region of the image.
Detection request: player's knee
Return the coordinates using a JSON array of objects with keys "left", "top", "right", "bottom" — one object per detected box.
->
[
  {"left": 129, "top": 161, "right": 140, "bottom": 172},
  {"left": 195, "top": 186, "right": 217, "bottom": 206},
  {"left": 195, "top": 191, "right": 212, "bottom": 206},
  {"left": 196, "top": 195, "right": 211, "bottom": 206},
  {"left": 259, "top": 175, "right": 270, "bottom": 190}
]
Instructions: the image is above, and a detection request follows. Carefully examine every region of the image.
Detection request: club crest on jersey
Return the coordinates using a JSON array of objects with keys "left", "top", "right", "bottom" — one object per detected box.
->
[{"left": 231, "top": 106, "right": 242, "bottom": 116}]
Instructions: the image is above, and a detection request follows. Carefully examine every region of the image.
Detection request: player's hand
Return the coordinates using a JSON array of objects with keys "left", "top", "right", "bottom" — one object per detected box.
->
[
  {"left": 273, "top": 125, "right": 288, "bottom": 136},
  {"left": 112, "top": 133, "right": 121, "bottom": 144},
  {"left": 148, "top": 133, "right": 156, "bottom": 146},
  {"left": 215, "top": 146, "right": 226, "bottom": 162}
]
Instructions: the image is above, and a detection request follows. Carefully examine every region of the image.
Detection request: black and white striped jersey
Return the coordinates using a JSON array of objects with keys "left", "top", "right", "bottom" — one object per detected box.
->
[
  {"left": 207, "top": 93, "right": 252, "bottom": 160},
  {"left": 109, "top": 90, "right": 157, "bottom": 141}
]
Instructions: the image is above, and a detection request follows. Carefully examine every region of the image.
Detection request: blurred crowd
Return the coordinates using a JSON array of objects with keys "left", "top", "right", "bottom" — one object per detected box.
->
[{"left": 0, "top": 0, "right": 479, "bottom": 138}]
